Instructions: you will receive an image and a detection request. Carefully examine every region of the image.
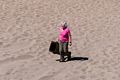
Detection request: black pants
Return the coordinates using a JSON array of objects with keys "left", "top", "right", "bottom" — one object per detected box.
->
[{"left": 59, "top": 41, "right": 68, "bottom": 60}]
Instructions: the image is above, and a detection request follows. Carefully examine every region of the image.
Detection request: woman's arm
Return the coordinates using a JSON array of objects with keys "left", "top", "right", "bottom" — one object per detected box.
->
[{"left": 69, "top": 31, "right": 72, "bottom": 46}]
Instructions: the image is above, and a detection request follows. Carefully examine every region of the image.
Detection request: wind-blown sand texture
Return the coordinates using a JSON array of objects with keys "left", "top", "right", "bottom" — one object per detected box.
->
[{"left": 0, "top": 0, "right": 120, "bottom": 80}]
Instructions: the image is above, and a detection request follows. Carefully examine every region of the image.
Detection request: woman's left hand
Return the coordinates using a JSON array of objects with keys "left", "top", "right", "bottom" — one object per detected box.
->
[{"left": 69, "top": 42, "right": 72, "bottom": 46}]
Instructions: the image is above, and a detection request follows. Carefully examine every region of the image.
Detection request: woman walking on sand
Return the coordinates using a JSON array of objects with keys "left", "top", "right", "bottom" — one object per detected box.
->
[{"left": 58, "top": 22, "right": 72, "bottom": 62}]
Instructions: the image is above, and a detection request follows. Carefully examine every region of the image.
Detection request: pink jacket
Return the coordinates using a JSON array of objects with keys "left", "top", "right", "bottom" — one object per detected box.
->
[{"left": 58, "top": 27, "right": 70, "bottom": 42}]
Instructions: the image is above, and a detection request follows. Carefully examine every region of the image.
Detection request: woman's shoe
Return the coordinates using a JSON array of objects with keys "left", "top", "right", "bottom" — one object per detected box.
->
[{"left": 59, "top": 59, "right": 65, "bottom": 62}]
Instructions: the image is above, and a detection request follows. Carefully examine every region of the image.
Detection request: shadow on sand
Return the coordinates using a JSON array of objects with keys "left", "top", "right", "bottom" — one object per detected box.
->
[
  {"left": 56, "top": 56, "right": 89, "bottom": 62},
  {"left": 69, "top": 56, "right": 89, "bottom": 61}
]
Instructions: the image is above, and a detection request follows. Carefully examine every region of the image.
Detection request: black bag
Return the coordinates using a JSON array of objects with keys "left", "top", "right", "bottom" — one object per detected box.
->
[
  {"left": 49, "top": 41, "right": 71, "bottom": 59},
  {"left": 49, "top": 41, "right": 59, "bottom": 54}
]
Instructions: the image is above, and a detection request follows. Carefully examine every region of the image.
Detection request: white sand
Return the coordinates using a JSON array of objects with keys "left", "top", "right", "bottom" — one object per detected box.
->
[{"left": 0, "top": 0, "right": 120, "bottom": 80}]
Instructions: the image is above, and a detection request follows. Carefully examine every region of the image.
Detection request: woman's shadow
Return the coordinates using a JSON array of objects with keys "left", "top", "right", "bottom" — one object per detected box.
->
[
  {"left": 69, "top": 56, "right": 89, "bottom": 61},
  {"left": 56, "top": 56, "right": 89, "bottom": 62}
]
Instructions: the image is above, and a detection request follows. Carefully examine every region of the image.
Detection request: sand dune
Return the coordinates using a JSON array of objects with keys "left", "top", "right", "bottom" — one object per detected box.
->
[{"left": 0, "top": 0, "right": 120, "bottom": 80}]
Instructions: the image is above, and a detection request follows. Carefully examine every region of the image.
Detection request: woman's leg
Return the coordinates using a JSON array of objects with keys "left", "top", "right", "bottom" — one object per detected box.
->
[
  {"left": 59, "top": 41, "right": 64, "bottom": 61},
  {"left": 63, "top": 42, "right": 68, "bottom": 53},
  {"left": 63, "top": 42, "right": 71, "bottom": 60}
]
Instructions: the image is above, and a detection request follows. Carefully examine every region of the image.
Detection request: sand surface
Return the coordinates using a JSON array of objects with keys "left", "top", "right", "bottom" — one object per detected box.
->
[{"left": 0, "top": 0, "right": 120, "bottom": 80}]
